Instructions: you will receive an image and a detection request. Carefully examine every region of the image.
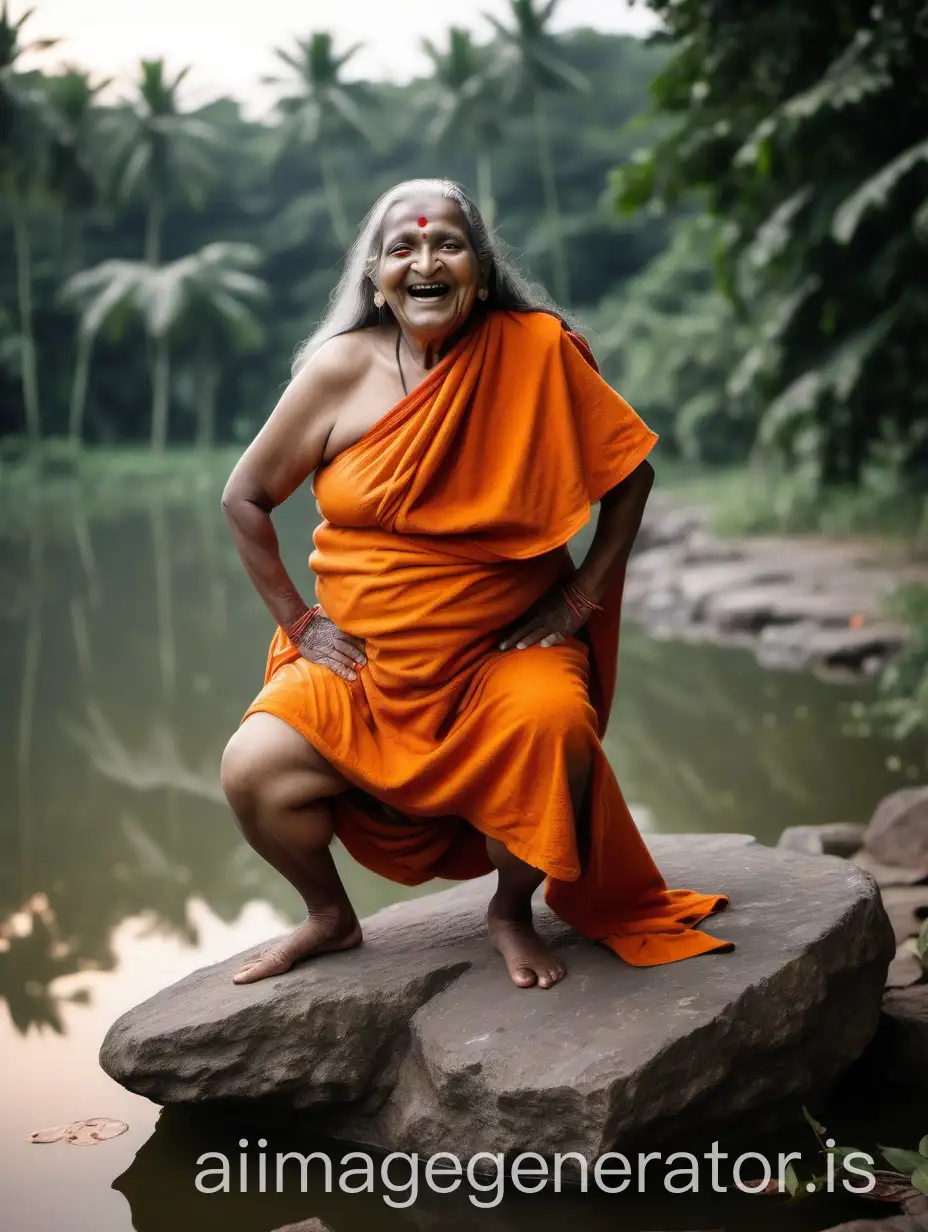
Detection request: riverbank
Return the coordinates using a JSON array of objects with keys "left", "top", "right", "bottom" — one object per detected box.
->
[
  {"left": 4, "top": 445, "right": 928, "bottom": 690},
  {"left": 629, "top": 487, "right": 928, "bottom": 685},
  {"left": 0, "top": 443, "right": 240, "bottom": 536}
]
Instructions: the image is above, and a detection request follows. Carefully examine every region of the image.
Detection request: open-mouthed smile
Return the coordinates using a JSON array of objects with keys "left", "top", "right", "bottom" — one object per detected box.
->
[{"left": 406, "top": 282, "right": 452, "bottom": 301}]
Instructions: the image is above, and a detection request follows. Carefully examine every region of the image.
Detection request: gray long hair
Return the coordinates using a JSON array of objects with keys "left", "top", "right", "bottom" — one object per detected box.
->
[{"left": 292, "top": 178, "right": 576, "bottom": 373}]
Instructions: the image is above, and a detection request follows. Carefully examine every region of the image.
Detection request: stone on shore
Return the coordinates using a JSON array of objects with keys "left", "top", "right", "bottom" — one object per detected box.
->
[
  {"left": 777, "top": 823, "right": 866, "bottom": 859},
  {"left": 626, "top": 497, "right": 926, "bottom": 679},
  {"left": 853, "top": 850, "right": 928, "bottom": 888},
  {"left": 885, "top": 944, "right": 924, "bottom": 989},
  {"left": 882, "top": 886, "right": 928, "bottom": 945},
  {"left": 99, "top": 835, "right": 893, "bottom": 1159},
  {"left": 865, "top": 787, "right": 928, "bottom": 872},
  {"left": 877, "top": 984, "right": 928, "bottom": 1087}
]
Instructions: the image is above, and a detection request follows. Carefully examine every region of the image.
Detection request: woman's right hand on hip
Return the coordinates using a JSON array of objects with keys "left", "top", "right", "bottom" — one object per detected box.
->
[{"left": 293, "top": 611, "right": 367, "bottom": 681}]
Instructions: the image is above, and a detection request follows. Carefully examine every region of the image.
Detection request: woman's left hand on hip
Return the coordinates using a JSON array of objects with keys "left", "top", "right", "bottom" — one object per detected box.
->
[{"left": 498, "top": 584, "right": 586, "bottom": 652}]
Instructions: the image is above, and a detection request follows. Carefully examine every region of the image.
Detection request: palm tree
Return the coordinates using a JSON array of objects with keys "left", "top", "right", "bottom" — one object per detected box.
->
[
  {"left": 0, "top": 3, "right": 59, "bottom": 446},
  {"left": 59, "top": 259, "right": 143, "bottom": 444},
  {"left": 421, "top": 28, "right": 504, "bottom": 229},
  {"left": 44, "top": 67, "right": 110, "bottom": 274},
  {"left": 111, "top": 59, "right": 216, "bottom": 265},
  {"left": 160, "top": 243, "right": 267, "bottom": 448},
  {"left": 485, "top": 0, "right": 589, "bottom": 303},
  {"left": 266, "top": 32, "right": 376, "bottom": 249},
  {"left": 61, "top": 244, "right": 266, "bottom": 449}
]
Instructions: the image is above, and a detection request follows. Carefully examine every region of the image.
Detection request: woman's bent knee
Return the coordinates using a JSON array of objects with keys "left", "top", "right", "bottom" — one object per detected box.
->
[{"left": 221, "top": 713, "right": 348, "bottom": 811}]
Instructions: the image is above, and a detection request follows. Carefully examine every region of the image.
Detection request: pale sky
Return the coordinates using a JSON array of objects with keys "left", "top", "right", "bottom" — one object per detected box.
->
[{"left": 20, "top": 0, "right": 659, "bottom": 116}]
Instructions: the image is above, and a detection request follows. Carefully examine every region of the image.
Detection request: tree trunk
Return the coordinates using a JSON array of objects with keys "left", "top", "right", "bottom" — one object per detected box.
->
[
  {"left": 68, "top": 330, "right": 94, "bottom": 445},
  {"left": 10, "top": 186, "right": 41, "bottom": 447},
  {"left": 476, "top": 146, "right": 495, "bottom": 232},
  {"left": 150, "top": 336, "right": 171, "bottom": 452},
  {"left": 533, "top": 92, "right": 570, "bottom": 305},
  {"left": 195, "top": 359, "right": 219, "bottom": 449},
  {"left": 145, "top": 198, "right": 164, "bottom": 266},
  {"left": 319, "top": 143, "right": 352, "bottom": 250}
]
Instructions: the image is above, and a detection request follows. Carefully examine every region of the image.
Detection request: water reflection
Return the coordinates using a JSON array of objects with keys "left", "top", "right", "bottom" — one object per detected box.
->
[
  {"left": 1, "top": 480, "right": 925, "bottom": 1231},
  {"left": 0, "top": 484, "right": 922, "bottom": 1043}
]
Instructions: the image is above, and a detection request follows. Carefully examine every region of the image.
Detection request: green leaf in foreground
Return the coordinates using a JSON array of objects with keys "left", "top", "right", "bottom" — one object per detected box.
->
[
  {"left": 802, "top": 1106, "right": 826, "bottom": 1137},
  {"left": 783, "top": 1161, "right": 800, "bottom": 1197},
  {"left": 880, "top": 1147, "right": 928, "bottom": 1175}
]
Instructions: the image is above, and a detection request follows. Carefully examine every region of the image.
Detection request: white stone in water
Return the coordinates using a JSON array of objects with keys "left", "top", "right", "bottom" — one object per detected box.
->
[{"left": 99, "top": 835, "right": 893, "bottom": 1160}]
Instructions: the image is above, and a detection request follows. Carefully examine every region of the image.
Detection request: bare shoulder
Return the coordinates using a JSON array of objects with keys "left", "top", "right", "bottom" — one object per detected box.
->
[{"left": 290, "top": 329, "right": 377, "bottom": 401}]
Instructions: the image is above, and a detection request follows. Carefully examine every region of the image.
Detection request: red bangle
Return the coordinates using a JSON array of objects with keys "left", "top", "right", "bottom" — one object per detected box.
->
[
  {"left": 561, "top": 587, "right": 583, "bottom": 620},
  {"left": 564, "top": 580, "right": 603, "bottom": 613},
  {"left": 285, "top": 604, "right": 318, "bottom": 644}
]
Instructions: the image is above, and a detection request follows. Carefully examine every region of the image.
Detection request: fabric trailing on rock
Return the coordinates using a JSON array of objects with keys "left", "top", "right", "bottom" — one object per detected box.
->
[{"left": 243, "top": 308, "right": 731, "bottom": 966}]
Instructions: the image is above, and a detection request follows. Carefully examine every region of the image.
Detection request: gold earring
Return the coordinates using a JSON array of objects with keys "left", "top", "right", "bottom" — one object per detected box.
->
[
  {"left": 477, "top": 287, "right": 489, "bottom": 301},
  {"left": 373, "top": 291, "right": 385, "bottom": 308}
]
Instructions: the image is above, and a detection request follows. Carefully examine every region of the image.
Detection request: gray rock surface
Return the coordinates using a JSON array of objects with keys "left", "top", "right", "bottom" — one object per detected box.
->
[
  {"left": 100, "top": 835, "right": 893, "bottom": 1161},
  {"left": 865, "top": 787, "right": 928, "bottom": 871}
]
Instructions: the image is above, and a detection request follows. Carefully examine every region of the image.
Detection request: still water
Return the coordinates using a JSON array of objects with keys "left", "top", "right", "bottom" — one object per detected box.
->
[{"left": 0, "top": 472, "right": 922, "bottom": 1232}]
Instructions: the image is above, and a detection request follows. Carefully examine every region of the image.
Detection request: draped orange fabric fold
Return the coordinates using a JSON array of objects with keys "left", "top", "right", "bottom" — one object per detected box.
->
[{"left": 243, "top": 309, "right": 732, "bottom": 965}]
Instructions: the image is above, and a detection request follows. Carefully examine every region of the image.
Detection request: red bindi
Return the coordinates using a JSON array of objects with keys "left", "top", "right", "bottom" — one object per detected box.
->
[{"left": 417, "top": 216, "right": 428, "bottom": 228}]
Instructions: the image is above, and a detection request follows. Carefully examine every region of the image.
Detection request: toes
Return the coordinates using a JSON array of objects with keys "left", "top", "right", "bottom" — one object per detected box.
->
[
  {"left": 511, "top": 966, "right": 537, "bottom": 988},
  {"left": 232, "top": 946, "right": 291, "bottom": 984},
  {"left": 537, "top": 963, "right": 567, "bottom": 989}
]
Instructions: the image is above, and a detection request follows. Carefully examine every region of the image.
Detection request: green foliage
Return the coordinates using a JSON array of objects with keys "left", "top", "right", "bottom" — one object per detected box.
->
[
  {"left": 587, "top": 214, "right": 756, "bottom": 463},
  {"left": 614, "top": 0, "right": 928, "bottom": 490},
  {"left": 870, "top": 582, "right": 928, "bottom": 738},
  {"left": 659, "top": 461, "right": 928, "bottom": 539},
  {"left": 0, "top": 23, "right": 667, "bottom": 447}
]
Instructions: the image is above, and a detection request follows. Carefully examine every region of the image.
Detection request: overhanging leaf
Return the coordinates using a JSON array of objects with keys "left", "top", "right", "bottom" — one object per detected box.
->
[{"left": 833, "top": 139, "right": 928, "bottom": 245}]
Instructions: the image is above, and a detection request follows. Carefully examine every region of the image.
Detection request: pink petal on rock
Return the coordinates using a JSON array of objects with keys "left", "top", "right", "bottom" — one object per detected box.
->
[{"left": 64, "top": 1118, "right": 129, "bottom": 1146}]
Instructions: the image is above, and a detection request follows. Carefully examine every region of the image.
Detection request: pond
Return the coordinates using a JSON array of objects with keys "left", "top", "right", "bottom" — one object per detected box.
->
[{"left": 0, "top": 470, "right": 923, "bottom": 1232}]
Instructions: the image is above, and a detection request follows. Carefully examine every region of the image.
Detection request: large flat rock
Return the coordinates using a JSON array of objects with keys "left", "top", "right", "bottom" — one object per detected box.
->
[{"left": 100, "top": 835, "right": 893, "bottom": 1160}]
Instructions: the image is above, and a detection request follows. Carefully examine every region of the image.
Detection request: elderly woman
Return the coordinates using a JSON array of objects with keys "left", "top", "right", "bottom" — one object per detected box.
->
[{"left": 220, "top": 178, "right": 731, "bottom": 990}]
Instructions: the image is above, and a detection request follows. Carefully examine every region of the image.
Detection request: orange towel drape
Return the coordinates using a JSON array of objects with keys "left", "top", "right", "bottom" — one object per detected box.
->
[{"left": 243, "top": 309, "right": 732, "bottom": 965}]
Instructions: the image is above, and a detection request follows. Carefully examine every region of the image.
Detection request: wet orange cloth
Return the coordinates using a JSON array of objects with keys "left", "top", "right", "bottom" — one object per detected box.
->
[{"left": 244, "top": 309, "right": 732, "bottom": 965}]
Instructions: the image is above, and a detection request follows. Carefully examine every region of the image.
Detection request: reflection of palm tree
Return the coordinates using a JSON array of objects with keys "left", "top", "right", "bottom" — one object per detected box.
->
[
  {"left": 66, "top": 703, "right": 225, "bottom": 804},
  {"left": 266, "top": 32, "right": 376, "bottom": 249},
  {"left": 486, "top": 0, "right": 588, "bottom": 303},
  {"left": 421, "top": 28, "right": 504, "bottom": 228},
  {"left": 112, "top": 59, "right": 216, "bottom": 266},
  {"left": 16, "top": 520, "right": 43, "bottom": 898}
]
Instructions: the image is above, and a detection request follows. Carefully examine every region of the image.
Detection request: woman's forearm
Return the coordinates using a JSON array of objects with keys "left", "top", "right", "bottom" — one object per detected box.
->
[
  {"left": 573, "top": 461, "right": 654, "bottom": 604},
  {"left": 221, "top": 486, "right": 312, "bottom": 632}
]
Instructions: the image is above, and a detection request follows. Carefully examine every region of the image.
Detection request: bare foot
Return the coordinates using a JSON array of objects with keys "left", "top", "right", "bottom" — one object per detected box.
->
[
  {"left": 232, "top": 911, "right": 362, "bottom": 984},
  {"left": 487, "top": 902, "right": 567, "bottom": 989}
]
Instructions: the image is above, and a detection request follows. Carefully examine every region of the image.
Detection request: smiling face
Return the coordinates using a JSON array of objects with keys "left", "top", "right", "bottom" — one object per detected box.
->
[{"left": 375, "top": 192, "right": 485, "bottom": 348}]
